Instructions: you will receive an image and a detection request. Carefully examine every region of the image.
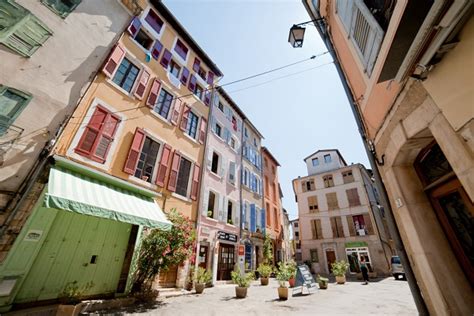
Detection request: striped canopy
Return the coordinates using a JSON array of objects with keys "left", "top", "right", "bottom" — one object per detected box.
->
[{"left": 44, "top": 167, "right": 171, "bottom": 230}]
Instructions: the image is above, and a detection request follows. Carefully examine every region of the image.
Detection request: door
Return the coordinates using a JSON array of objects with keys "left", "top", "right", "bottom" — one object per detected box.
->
[
  {"left": 326, "top": 249, "right": 336, "bottom": 274},
  {"left": 198, "top": 245, "right": 209, "bottom": 269},
  {"left": 218, "top": 244, "right": 235, "bottom": 280}
]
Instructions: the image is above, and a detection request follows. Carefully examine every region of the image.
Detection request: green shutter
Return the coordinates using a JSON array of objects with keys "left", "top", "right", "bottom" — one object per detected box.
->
[
  {"left": 0, "top": 85, "right": 32, "bottom": 135},
  {"left": 41, "top": 0, "right": 82, "bottom": 18}
]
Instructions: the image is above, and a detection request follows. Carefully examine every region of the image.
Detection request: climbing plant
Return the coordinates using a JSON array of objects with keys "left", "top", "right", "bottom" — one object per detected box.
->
[{"left": 263, "top": 234, "right": 273, "bottom": 265}]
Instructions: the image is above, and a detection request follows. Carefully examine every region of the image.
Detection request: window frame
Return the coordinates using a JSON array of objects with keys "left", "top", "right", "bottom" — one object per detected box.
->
[
  {"left": 207, "top": 190, "right": 217, "bottom": 219},
  {"left": 324, "top": 154, "right": 332, "bottom": 163},
  {"left": 175, "top": 156, "right": 193, "bottom": 198},
  {"left": 342, "top": 170, "right": 355, "bottom": 184},
  {"left": 323, "top": 175, "right": 334, "bottom": 188},
  {"left": 211, "top": 151, "right": 220, "bottom": 175},
  {"left": 312, "top": 157, "right": 319, "bottom": 166},
  {"left": 41, "top": 0, "right": 81, "bottom": 18},
  {"left": 132, "top": 135, "right": 163, "bottom": 183},
  {"left": 185, "top": 110, "right": 199, "bottom": 139},
  {"left": 111, "top": 57, "right": 140, "bottom": 93},
  {"left": 153, "top": 87, "right": 174, "bottom": 120},
  {"left": 0, "top": 85, "right": 32, "bottom": 135}
]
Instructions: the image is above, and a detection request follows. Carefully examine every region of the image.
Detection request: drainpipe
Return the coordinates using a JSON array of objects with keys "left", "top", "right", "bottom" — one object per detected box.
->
[{"left": 310, "top": 14, "right": 429, "bottom": 316}]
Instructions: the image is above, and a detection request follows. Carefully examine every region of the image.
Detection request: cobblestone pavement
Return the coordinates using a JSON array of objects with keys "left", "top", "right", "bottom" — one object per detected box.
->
[{"left": 92, "top": 277, "right": 417, "bottom": 316}]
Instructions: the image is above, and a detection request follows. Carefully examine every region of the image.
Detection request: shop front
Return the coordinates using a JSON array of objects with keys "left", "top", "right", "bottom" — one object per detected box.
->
[
  {"left": 216, "top": 231, "right": 237, "bottom": 281},
  {"left": 345, "top": 242, "right": 373, "bottom": 273}
]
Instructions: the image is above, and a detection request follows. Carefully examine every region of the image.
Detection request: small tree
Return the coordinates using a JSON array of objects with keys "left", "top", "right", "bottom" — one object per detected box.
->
[
  {"left": 132, "top": 209, "right": 195, "bottom": 292},
  {"left": 263, "top": 234, "right": 273, "bottom": 265}
]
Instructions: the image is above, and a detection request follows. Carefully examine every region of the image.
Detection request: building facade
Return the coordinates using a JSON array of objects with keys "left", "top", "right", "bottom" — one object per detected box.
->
[
  {"left": 293, "top": 149, "right": 389, "bottom": 276},
  {"left": 290, "top": 218, "right": 302, "bottom": 263},
  {"left": 281, "top": 208, "right": 293, "bottom": 262},
  {"left": 240, "top": 120, "right": 264, "bottom": 271},
  {"left": 305, "top": 1, "right": 473, "bottom": 314},
  {"left": 197, "top": 88, "right": 245, "bottom": 283}
]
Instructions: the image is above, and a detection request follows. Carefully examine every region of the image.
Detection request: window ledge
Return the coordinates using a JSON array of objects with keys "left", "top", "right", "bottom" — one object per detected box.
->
[
  {"left": 209, "top": 171, "right": 222, "bottom": 180},
  {"left": 127, "top": 175, "right": 161, "bottom": 192},
  {"left": 106, "top": 79, "right": 135, "bottom": 99},
  {"left": 225, "top": 223, "right": 237, "bottom": 228},
  {"left": 191, "top": 93, "right": 204, "bottom": 104},
  {"left": 150, "top": 110, "right": 173, "bottom": 126},
  {"left": 172, "top": 50, "right": 188, "bottom": 66},
  {"left": 205, "top": 216, "right": 218, "bottom": 222},
  {"left": 167, "top": 71, "right": 182, "bottom": 89},
  {"left": 171, "top": 192, "right": 191, "bottom": 203},
  {"left": 183, "top": 132, "right": 199, "bottom": 145},
  {"left": 195, "top": 74, "right": 209, "bottom": 89}
]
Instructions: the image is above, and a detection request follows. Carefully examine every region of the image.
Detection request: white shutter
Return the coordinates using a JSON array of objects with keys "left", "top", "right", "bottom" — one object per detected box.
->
[
  {"left": 234, "top": 202, "right": 240, "bottom": 227},
  {"left": 219, "top": 156, "right": 226, "bottom": 178},
  {"left": 223, "top": 197, "right": 228, "bottom": 224},
  {"left": 218, "top": 194, "right": 224, "bottom": 222},
  {"left": 207, "top": 148, "right": 213, "bottom": 170},
  {"left": 202, "top": 190, "right": 209, "bottom": 216},
  {"left": 229, "top": 161, "right": 236, "bottom": 184}
]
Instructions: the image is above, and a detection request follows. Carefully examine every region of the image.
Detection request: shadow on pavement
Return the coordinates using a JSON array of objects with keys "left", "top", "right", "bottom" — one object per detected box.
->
[
  {"left": 82, "top": 300, "right": 168, "bottom": 315},
  {"left": 220, "top": 296, "right": 240, "bottom": 301}
]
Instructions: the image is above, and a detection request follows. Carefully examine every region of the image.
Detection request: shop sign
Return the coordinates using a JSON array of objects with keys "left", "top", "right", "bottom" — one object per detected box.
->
[
  {"left": 217, "top": 231, "right": 237, "bottom": 242},
  {"left": 238, "top": 245, "right": 245, "bottom": 256},
  {"left": 345, "top": 241, "right": 368, "bottom": 248}
]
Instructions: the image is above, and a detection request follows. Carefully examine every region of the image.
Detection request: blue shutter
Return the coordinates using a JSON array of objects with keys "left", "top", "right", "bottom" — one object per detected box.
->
[
  {"left": 250, "top": 204, "right": 256, "bottom": 232},
  {"left": 261, "top": 208, "right": 266, "bottom": 234},
  {"left": 242, "top": 203, "right": 247, "bottom": 229}
]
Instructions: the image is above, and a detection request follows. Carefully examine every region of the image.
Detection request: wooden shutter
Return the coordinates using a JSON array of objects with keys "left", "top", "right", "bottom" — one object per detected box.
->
[
  {"left": 127, "top": 17, "right": 141, "bottom": 37},
  {"left": 160, "top": 49, "right": 172, "bottom": 68},
  {"left": 170, "top": 99, "right": 183, "bottom": 125},
  {"left": 94, "top": 114, "right": 120, "bottom": 161},
  {"left": 198, "top": 117, "right": 207, "bottom": 144},
  {"left": 190, "top": 163, "right": 200, "bottom": 201},
  {"left": 151, "top": 40, "right": 163, "bottom": 60},
  {"left": 123, "top": 128, "right": 145, "bottom": 174},
  {"left": 326, "top": 192, "right": 338, "bottom": 210},
  {"left": 229, "top": 161, "right": 236, "bottom": 184},
  {"left": 346, "top": 216, "right": 356, "bottom": 236},
  {"left": 330, "top": 217, "right": 337, "bottom": 238},
  {"left": 193, "top": 57, "right": 201, "bottom": 72},
  {"left": 188, "top": 74, "right": 197, "bottom": 92},
  {"left": 336, "top": 217, "right": 344, "bottom": 237},
  {"left": 311, "top": 220, "right": 317, "bottom": 239},
  {"left": 180, "top": 67, "right": 190, "bottom": 85},
  {"left": 180, "top": 104, "right": 190, "bottom": 131},
  {"left": 102, "top": 44, "right": 125, "bottom": 78},
  {"left": 155, "top": 144, "right": 172, "bottom": 187},
  {"left": 167, "top": 151, "right": 181, "bottom": 192},
  {"left": 316, "top": 219, "right": 323, "bottom": 239},
  {"left": 207, "top": 71, "right": 215, "bottom": 85},
  {"left": 302, "top": 181, "right": 307, "bottom": 193},
  {"left": 133, "top": 69, "right": 151, "bottom": 100},
  {"left": 204, "top": 91, "right": 211, "bottom": 106},
  {"left": 363, "top": 213, "right": 374, "bottom": 235},
  {"left": 146, "top": 79, "right": 161, "bottom": 108},
  {"left": 250, "top": 204, "right": 256, "bottom": 232}
]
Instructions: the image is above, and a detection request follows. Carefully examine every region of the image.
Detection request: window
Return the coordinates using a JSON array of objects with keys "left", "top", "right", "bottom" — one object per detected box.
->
[
  {"left": 266, "top": 204, "right": 271, "bottom": 227},
  {"left": 330, "top": 217, "right": 345, "bottom": 238},
  {"left": 302, "top": 179, "right": 315, "bottom": 192},
  {"left": 218, "top": 102, "right": 224, "bottom": 112},
  {"left": 308, "top": 196, "right": 318, "bottom": 212},
  {"left": 214, "top": 123, "right": 222, "bottom": 138},
  {"left": 227, "top": 200, "right": 233, "bottom": 224},
  {"left": 311, "top": 219, "right": 323, "bottom": 239},
  {"left": 342, "top": 171, "right": 354, "bottom": 183},
  {"left": 198, "top": 67, "right": 207, "bottom": 81},
  {"left": 41, "top": 0, "right": 81, "bottom": 18},
  {"left": 272, "top": 166, "right": 275, "bottom": 175},
  {"left": 175, "top": 157, "right": 192, "bottom": 197},
  {"left": 153, "top": 88, "right": 173, "bottom": 119},
  {"left": 244, "top": 127, "right": 248, "bottom": 138},
  {"left": 310, "top": 249, "right": 319, "bottom": 262},
  {"left": 346, "top": 188, "right": 361, "bottom": 207},
  {"left": 232, "top": 116, "right": 237, "bottom": 131},
  {"left": 273, "top": 207, "right": 278, "bottom": 229},
  {"left": 185, "top": 111, "right": 198, "bottom": 139},
  {"left": 134, "top": 136, "right": 160, "bottom": 183},
  {"left": 228, "top": 161, "right": 236, "bottom": 184},
  {"left": 352, "top": 215, "right": 366, "bottom": 235},
  {"left": 75, "top": 106, "right": 120, "bottom": 163},
  {"left": 312, "top": 158, "right": 319, "bottom": 166},
  {"left": 144, "top": 9, "right": 163, "bottom": 34},
  {"left": 0, "top": 86, "right": 31, "bottom": 135},
  {"left": 207, "top": 191, "right": 216, "bottom": 218},
  {"left": 295, "top": 231, "right": 299, "bottom": 238},
  {"left": 0, "top": 1, "right": 52, "bottom": 57},
  {"left": 324, "top": 154, "right": 332, "bottom": 163},
  {"left": 174, "top": 39, "right": 188, "bottom": 60},
  {"left": 323, "top": 175, "right": 334, "bottom": 188},
  {"left": 253, "top": 138, "right": 257, "bottom": 146},
  {"left": 194, "top": 84, "right": 204, "bottom": 99},
  {"left": 134, "top": 29, "right": 153, "bottom": 50},
  {"left": 112, "top": 58, "right": 139, "bottom": 92},
  {"left": 326, "top": 192, "right": 339, "bottom": 210},
  {"left": 211, "top": 152, "right": 219, "bottom": 174},
  {"left": 168, "top": 59, "right": 181, "bottom": 79},
  {"left": 294, "top": 222, "right": 298, "bottom": 228},
  {"left": 230, "top": 138, "right": 236, "bottom": 150}
]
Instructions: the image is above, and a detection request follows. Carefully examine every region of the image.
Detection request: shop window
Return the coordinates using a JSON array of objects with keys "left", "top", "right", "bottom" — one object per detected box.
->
[
  {"left": 0, "top": 85, "right": 32, "bottom": 135},
  {"left": 346, "top": 248, "right": 373, "bottom": 273},
  {"left": 112, "top": 58, "right": 140, "bottom": 93}
]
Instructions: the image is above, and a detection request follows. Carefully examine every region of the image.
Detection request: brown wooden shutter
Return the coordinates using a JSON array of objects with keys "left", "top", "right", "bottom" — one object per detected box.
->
[
  {"left": 102, "top": 44, "right": 125, "bottom": 78},
  {"left": 180, "top": 104, "right": 190, "bottom": 131},
  {"left": 123, "top": 128, "right": 145, "bottom": 174},
  {"left": 155, "top": 144, "right": 172, "bottom": 187},
  {"left": 302, "top": 181, "right": 307, "bottom": 193},
  {"left": 167, "top": 151, "right": 181, "bottom": 192},
  {"left": 363, "top": 214, "right": 374, "bottom": 235},
  {"left": 336, "top": 217, "right": 344, "bottom": 237},
  {"left": 330, "top": 217, "right": 337, "bottom": 238},
  {"left": 133, "top": 69, "right": 151, "bottom": 100},
  {"left": 311, "top": 220, "right": 317, "bottom": 239},
  {"left": 316, "top": 219, "right": 323, "bottom": 239},
  {"left": 146, "top": 79, "right": 161, "bottom": 108},
  {"left": 170, "top": 99, "right": 183, "bottom": 125},
  {"left": 190, "top": 163, "right": 200, "bottom": 200},
  {"left": 346, "top": 216, "right": 356, "bottom": 236},
  {"left": 198, "top": 117, "right": 207, "bottom": 144}
]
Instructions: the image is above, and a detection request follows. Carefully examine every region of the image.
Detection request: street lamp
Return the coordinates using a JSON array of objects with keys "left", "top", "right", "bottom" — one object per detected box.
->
[{"left": 287, "top": 19, "right": 324, "bottom": 48}]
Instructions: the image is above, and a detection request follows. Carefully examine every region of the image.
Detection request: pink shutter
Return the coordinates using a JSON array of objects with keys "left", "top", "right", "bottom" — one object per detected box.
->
[
  {"left": 198, "top": 117, "right": 207, "bottom": 144},
  {"left": 193, "top": 58, "right": 201, "bottom": 72},
  {"left": 180, "top": 104, "right": 190, "bottom": 131},
  {"left": 151, "top": 40, "right": 163, "bottom": 60},
  {"left": 127, "top": 17, "right": 141, "bottom": 38},
  {"left": 190, "top": 163, "right": 201, "bottom": 201},
  {"left": 133, "top": 69, "right": 151, "bottom": 100},
  {"left": 123, "top": 128, "right": 145, "bottom": 174},
  {"left": 102, "top": 44, "right": 126, "bottom": 78},
  {"left": 207, "top": 71, "right": 215, "bottom": 85},
  {"left": 188, "top": 74, "right": 197, "bottom": 92},
  {"left": 146, "top": 79, "right": 161, "bottom": 108},
  {"left": 160, "top": 49, "right": 172, "bottom": 68},
  {"left": 170, "top": 99, "right": 183, "bottom": 125},
  {"left": 167, "top": 151, "right": 181, "bottom": 192},
  {"left": 155, "top": 144, "right": 172, "bottom": 187}
]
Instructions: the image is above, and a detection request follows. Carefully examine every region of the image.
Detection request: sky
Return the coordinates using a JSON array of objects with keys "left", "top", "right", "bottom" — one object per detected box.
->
[{"left": 164, "top": 0, "right": 369, "bottom": 220}]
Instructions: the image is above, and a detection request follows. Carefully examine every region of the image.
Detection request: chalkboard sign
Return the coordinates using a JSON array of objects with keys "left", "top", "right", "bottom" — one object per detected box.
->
[{"left": 292, "top": 264, "right": 318, "bottom": 295}]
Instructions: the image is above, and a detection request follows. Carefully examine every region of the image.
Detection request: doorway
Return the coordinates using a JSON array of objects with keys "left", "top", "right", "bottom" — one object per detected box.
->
[
  {"left": 325, "top": 249, "right": 336, "bottom": 273},
  {"left": 198, "top": 245, "right": 209, "bottom": 269},
  {"left": 217, "top": 244, "right": 235, "bottom": 280}
]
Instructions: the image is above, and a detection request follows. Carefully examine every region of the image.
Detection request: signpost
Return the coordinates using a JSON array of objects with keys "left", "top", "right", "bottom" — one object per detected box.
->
[{"left": 292, "top": 264, "right": 318, "bottom": 295}]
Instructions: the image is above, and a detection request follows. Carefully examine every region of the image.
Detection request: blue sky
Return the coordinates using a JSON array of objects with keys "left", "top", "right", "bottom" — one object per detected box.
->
[{"left": 164, "top": 0, "right": 369, "bottom": 219}]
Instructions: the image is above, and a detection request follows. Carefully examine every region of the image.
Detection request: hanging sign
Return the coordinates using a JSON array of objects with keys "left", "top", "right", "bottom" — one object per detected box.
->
[
  {"left": 217, "top": 231, "right": 237, "bottom": 242},
  {"left": 292, "top": 264, "right": 318, "bottom": 295}
]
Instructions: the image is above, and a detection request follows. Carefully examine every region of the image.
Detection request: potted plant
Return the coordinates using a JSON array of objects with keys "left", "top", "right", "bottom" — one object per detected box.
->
[
  {"left": 227, "top": 219, "right": 233, "bottom": 225},
  {"left": 231, "top": 268, "right": 253, "bottom": 298},
  {"left": 256, "top": 264, "right": 273, "bottom": 286},
  {"left": 194, "top": 267, "right": 212, "bottom": 294},
  {"left": 185, "top": 266, "right": 195, "bottom": 291},
  {"left": 331, "top": 260, "right": 349, "bottom": 284},
  {"left": 276, "top": 262, "right": 292, "bottom": 300},
  {"left": 317, "top": 274, "right": 329, "bottom": 289},
  {"left": 207, "top": 210, "right": 213, "bottom": 218},
  {"left": 287, "top": 260, "right": 297, "bottom": 287}
]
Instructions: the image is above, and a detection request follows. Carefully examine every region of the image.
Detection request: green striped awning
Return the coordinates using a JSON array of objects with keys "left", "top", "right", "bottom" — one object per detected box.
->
[{"left": 44, "top": 167, "right": 171, "bottom": 230}]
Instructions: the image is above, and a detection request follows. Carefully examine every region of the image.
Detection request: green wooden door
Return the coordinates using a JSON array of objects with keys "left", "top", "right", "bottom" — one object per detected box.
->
[{"left": 15, "top": 209, "right": 132, "bottom": 303}]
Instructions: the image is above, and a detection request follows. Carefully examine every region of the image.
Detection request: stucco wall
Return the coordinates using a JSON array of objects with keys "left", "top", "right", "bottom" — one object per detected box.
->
[{"left": 262, "top": 149, "right": 281, "bottom": 238}]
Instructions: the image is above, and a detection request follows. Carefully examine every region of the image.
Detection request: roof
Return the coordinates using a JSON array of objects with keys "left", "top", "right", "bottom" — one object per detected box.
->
[
  {"left": 151, "top": 1, "right": 223, "bottom": 77},
  {"left": 216, "top": 87, "right": 247, "bottom": 120},
  {"left": 303, "top": 149, "right": 347, "bottom": 166},
  {"left": 262, "top": 147, "right": 281, "bottom": 167}
]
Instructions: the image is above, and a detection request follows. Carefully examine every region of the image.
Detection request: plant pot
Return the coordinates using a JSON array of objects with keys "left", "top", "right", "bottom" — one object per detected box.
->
[
  {"left": 195, "top": 283, "right": 205, "bottom": 294},
  {"left": 260, "top": 277, "right": 269, "bottom": 286},
  {"left": 288, "top": 277, "right": 295, "bottom": 287},
  {"left": 278, "top": 287, "right": 289, "bottom": 300},
  {"left": 235, "top": 286, "right": 247, "bottom": 298},
  {"left": 318, "top": 282, "right": 328, "bottom": 289},
  {"left": 335, "top": 275, "right": 346, "bottom": 284}
]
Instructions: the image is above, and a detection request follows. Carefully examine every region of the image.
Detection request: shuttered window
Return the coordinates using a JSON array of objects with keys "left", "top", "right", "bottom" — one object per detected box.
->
[
  {"left": 311, "top": 219, "right": 323, "bottom": 240},
  {"left": 175, "top": 156, "right": 192, "bottom": 197},
  {"left": 112, "top": 58, "right": 139, "bottom": 93},
  {"left": 302, "top": 179, "right": 315, "bottom": 192},
  {"left": 0, "top": 1, "right": 52, "bottom": 57},
  {"left": 330, "top": 217, "right": 345, "bottom": 238},
  {"left": 308, "top": 195, "right": 318, "bottom": 212},
  {"left": 185, "top": 111, "right": 199, "bottom": 139},
  {"left": 144, "top": 9, "right": 163, "bottom": 34},
  {"left": 342, "top": 171, "right": 354, "bottom": 183},
  {"left": 174, "top": 38, "right": 188, "bottom": 60},
  {"left": 41, "top": 0, "right": 81, "bottom": 18},
  {"left": 323, "top": 175, "right": 334, "bottom": 188},
  {"left": 346, "top": 188, "right": 361, "bottom": 207},
  {"left": 153, "top": 88, "right": 173, "bottom": 119},
  {"left": 133, "top": 136, "right": 160, "bottom": 183},
  {"left": 326, "top": 192, "right": 339, "bottom": 210},
  {"left": 0, "top": 85, "right": 32, "bottom": 135}
]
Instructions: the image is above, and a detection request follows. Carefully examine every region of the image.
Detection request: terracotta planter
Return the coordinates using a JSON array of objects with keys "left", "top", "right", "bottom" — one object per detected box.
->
[
  {"left": 335, "top": 275, "right": 346, "bottom": 284},
  {"left": 195, "top": 283, "right": 205, "bottom": 294},
  {"left": 260, "top": 277, "right": 269, "bottom": 286},
  {"left": 278, "top": 287, "right": 289, "bottom": 300},
  {"left": 288, "top": 277, "right": 296, "bottom": 287},
  {"left": 235, "top": 286, "right": 248, "bottom": 298}
]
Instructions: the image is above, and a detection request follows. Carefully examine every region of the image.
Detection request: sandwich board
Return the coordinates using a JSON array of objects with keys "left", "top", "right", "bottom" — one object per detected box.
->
[{"left": 292, "top": 264, "right": 318, "bottom": 295}]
